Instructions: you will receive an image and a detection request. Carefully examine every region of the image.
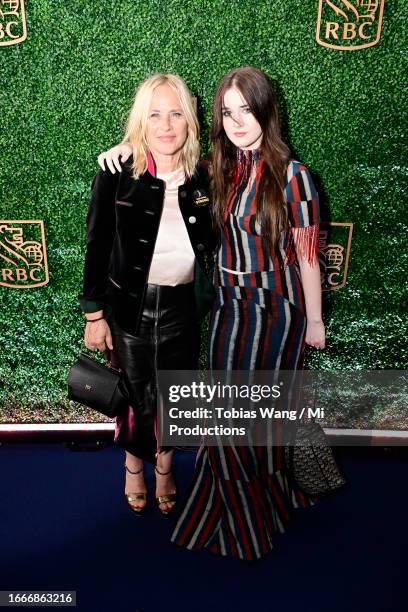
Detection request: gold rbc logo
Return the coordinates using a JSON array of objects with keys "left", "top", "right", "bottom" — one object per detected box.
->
[
  {"left": 0, "top": 221, "right": 49, "bottom": 288},
  {"left": 318, "top": 222, "right": 353, "bottom": 290},
  {"left": 0, "top": 0, "right": 27, "bottom": 47},
  {"left": 316, "top": 0, "right": 385, "bottom": 50}
]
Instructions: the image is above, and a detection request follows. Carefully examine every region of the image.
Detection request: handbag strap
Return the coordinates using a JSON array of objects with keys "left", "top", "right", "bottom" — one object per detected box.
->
[{"left": 80, "top": 349, "right": 121, "bottom": 373}]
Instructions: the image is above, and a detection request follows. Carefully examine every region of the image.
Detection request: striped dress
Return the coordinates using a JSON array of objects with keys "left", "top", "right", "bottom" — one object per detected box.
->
[{"left": 171, "top": 149, "right": 320, "bottom": 560}]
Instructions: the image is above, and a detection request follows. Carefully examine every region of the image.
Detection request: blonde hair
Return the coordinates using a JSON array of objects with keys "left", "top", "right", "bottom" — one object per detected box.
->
[{"left": 123, "top": 73, "right": 200, "bottom": 179}]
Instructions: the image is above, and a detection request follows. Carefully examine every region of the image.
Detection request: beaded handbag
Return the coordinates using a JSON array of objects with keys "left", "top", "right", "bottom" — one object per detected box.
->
[{"left": 285, "top": 419, "right": 346, "bottom": 496}]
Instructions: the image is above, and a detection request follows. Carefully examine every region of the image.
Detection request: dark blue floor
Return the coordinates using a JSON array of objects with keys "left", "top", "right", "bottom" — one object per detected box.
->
[{"left": 1, "top": 443, "right": 406, "bottom": 612}]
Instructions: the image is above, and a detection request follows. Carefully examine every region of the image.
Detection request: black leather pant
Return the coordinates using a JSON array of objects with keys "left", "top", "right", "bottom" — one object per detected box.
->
[{"left": 111, "top": 283, "right": 199, "bottom": 464}]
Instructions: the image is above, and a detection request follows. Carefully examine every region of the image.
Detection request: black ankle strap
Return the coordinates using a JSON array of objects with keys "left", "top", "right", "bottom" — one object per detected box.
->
[
  {"left": 125, "top": 462, "right": 143, "bottom": 475},
  {"left": 155, "top": 466, "right": 172, "bottom": 476}
]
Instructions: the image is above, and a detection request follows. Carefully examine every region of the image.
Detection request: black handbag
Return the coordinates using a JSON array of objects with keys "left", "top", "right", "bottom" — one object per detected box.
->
[{"left": 67, "top": 352, "right": 129, "bottom": 418}]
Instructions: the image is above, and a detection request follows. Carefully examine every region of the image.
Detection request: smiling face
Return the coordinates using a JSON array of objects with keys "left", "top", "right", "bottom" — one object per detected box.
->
[
  {"left": 145, "top": 84, "right": 188, "bottom": 159},
  {"left": 222, "top": 87, "right": 263, "bottom": 150}
]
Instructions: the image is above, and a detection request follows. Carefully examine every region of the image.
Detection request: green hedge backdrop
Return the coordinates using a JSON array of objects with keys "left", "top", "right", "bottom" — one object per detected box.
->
[{"left": 0, "top": 1, "right": 407, "bottom": 425}]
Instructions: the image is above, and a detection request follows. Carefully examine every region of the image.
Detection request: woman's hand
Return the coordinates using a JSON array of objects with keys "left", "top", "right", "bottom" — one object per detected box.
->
[
  {"left": 84, "top": 319, "right": 113, "bottom": 352},
  {"left": 305, "top": 319, "right": 325, "bottom": 350},
  {"left": 97, "top": 143, "right": 132, "bottom": 174}
]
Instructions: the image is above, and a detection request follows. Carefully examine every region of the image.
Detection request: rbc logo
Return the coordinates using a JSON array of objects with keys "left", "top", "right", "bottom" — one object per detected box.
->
[
  {"left": 0, "top": 221, "right": 49, "bottom": 288},
  {"left": 0, "top": 0, "right": 27, "bottom": 47},
  {"left": 316, "top": 0, "right": 385, "bottom": 50},
  {"left": 318, "top": 222, "right": 353, "bottom": 291}
]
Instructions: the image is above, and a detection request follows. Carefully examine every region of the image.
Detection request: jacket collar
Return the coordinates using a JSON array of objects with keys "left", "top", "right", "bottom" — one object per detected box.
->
[{"left": 125, "top": 152, "right": 197, "bottom": 189}]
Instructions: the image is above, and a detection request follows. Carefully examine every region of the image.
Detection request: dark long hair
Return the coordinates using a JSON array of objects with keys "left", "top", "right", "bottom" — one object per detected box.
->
[{"left": 211, "top": 66, "right": 290, "bottom": 255}]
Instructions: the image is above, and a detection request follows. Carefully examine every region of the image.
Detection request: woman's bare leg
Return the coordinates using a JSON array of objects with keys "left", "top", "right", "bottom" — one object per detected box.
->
[
  {"left": 155, "top": 449, "right": 176, "bottom": 513},
  {"left": 124, "top": 451, "right": 147, "bottom": 511}
]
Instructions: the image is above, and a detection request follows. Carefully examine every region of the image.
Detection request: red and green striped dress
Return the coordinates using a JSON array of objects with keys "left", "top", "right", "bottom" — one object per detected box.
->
[{"left": 171, "top": 149, "right": 320, "bottom": 560}]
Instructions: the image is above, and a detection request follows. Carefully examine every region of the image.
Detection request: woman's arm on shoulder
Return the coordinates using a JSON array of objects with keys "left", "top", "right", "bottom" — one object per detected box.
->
[{"left": 97, "top": 142, "right": 133, "bottom": 174}]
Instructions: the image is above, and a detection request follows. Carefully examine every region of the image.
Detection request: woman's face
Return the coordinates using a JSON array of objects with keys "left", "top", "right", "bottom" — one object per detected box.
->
[
  {"left": 222, "top": 87, "right": 263, "bottom": 150},
  {"left": 146, "top": 84, "right": 188, "bottom": 159}
]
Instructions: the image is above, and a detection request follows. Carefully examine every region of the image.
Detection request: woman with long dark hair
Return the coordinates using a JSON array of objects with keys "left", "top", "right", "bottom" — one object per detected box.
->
[{"left": 170, "top": 66, "right": 325, "bottom": 560}]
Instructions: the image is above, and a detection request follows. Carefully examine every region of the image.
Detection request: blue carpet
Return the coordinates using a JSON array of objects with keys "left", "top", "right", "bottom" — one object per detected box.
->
[{"left": 0, "top": 443, "right": 405, "bottom": 612}]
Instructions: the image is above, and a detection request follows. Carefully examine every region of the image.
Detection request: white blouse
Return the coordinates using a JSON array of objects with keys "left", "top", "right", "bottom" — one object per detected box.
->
[{"left": 147, "top": 167, "right": 195, "bottom": 285}]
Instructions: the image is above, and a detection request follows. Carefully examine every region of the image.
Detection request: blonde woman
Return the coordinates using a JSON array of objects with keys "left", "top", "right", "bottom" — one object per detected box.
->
[{"left": 80, "top": 74, "right": 214, "bottom": 516}]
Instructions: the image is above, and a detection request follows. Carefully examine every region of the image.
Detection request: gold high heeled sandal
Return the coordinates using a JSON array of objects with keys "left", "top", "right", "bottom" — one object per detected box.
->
[
  {"left": 155, "top": 466, "right": 177, "bottom": 517},
  {"left": 124, "top": 462, "right": 147, "bottom": 515}
]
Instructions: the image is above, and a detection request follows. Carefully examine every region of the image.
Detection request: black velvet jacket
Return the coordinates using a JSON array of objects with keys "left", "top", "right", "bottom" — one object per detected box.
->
[{"left": 79, "top": 158, "right": 215, "bottom": 335}]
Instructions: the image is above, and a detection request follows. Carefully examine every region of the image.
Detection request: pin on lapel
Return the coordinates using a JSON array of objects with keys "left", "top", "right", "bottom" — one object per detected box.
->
[{"left": 193, "top": 189, "right": 210, "bottom": 207}]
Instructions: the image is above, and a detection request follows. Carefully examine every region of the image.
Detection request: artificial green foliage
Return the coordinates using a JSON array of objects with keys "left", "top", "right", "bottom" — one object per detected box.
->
[{"left": 0, "top": 1, "right": 406, "bottom": 424}]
